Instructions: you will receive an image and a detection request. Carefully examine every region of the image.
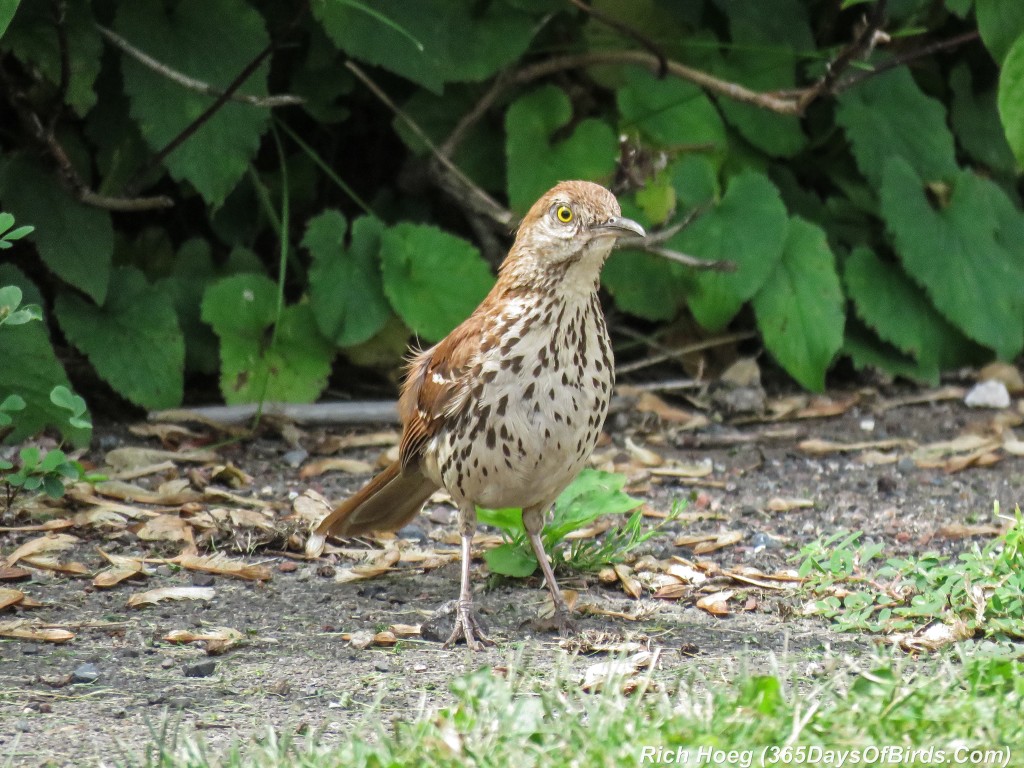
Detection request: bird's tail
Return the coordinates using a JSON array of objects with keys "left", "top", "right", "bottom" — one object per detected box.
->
[{"left": 305, "top": 461, "right": 437, "bottom": 556}]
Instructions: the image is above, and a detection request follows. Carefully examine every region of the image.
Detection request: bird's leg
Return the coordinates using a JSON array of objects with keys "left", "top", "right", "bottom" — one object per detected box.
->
[
  {"left": 444, "top": 503, "right": 495, "bottom": 650},
  {"left": 523, "top": 504, "right": 576, "bottom": 636}
]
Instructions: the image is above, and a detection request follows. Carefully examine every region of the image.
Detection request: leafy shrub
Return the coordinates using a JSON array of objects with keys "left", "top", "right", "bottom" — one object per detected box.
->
[{"left": 0, "top": 0, "right": 1022, "bottom": 437}]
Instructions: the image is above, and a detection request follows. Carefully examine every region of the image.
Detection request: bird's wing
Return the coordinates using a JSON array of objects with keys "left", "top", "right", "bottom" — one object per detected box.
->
[{"left": 397, "top": 313, "right": 490, "bottom": 470}]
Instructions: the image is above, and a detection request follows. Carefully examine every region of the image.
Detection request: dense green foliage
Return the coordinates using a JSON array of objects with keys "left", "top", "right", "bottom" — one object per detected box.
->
[{"left": 1, "top": 0, "right": 1022, "bottom": 442}]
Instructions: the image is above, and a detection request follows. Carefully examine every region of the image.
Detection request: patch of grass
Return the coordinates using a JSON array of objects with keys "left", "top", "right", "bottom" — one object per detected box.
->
[
  {"left": 116, "top": 649, "right": 1022, "bottom": 767},
  {"left": 798, "top": 505, "right": 1024, "bottom": 640}
]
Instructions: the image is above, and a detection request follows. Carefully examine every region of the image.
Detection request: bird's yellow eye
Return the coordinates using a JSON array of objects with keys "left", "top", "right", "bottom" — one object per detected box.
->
[{"left": 555, "top": 205, "right": 574, "bottom": 223}]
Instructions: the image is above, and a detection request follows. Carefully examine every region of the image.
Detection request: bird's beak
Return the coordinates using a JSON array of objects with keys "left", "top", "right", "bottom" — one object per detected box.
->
[{"left": 592, "top": 216, "right": 646, "bottom": 239}]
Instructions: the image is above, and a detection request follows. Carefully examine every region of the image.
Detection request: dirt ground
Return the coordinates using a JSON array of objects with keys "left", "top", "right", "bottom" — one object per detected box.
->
[{"left": 1, "top": 384, "right": 1022, "bottom": 766}]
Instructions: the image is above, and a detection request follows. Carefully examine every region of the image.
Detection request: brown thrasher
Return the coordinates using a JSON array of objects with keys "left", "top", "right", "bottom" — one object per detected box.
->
[{"left": 308, "top": 181, "right": 644, "bottom": 649}]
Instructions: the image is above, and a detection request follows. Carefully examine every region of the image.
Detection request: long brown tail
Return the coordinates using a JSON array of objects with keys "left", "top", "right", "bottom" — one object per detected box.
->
[{"left": 306, "top": 461, "right": 437, "bottom": 555}]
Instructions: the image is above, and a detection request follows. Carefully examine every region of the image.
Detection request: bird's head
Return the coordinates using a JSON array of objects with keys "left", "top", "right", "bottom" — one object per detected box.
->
[{"left": 502, "top": 181, "right": 645, "bottom": 291}]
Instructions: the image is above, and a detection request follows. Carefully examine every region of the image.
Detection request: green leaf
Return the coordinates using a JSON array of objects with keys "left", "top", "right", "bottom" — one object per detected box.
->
[
  {"left": 0, "top": 265, "right": 89, "bottom": 446},
  {"left": 313, "top": 0, "right": 537, "bottom": 93},
  {"left": 950, "top": 63, "right": 1018, "bottom": 174},
  {"left": 201, "top": 274, "right": 335, "bottom": 404},
  {"left": 483, "top": 542, "right": 538, "bottom": 578},
  {"left": 50, "top": 385, "right": 90, "bottom": 429},
  {"left": 976, "top": 0, "right": 1024, "bottom": 64},
  {"left": 675, "top": 170, "right": 789, "bottom": 330},
  {"left": 545, "top": 469, "right": 642, "bottom": 545},
  {"left": 997, "top": 33, "right": 1024, "bottom": 168},
  {"left": 0, "top": 1, "right": 18, "bottom": 38},
  {"left": 475, "top": 506, "right": 526, "bottom": 534},
  {"left": 55, "top": 267, "right": 185, "bottom": 410},
  {"left": 505, "top": 85, "right": 618, "bottom": 212},
  {"left": 709, "top": 0, "right": 812, "bottom": 157},
  {"left": 0, "top": 394, "right": 26, "bottom": 413},
  {"left": 602, "top": 250, "right": 685, "bottom": 322},
  {"left": 0, "top": 1, "right": 101, "bottom": 115},
  {"left": 616, "top": 67, "right": 726, "bottom": 151},
  {"left": 879, "top": 158, "right": 1024, "bottom": 358},
  {"left": 752, "top": 218, "right": 844, "bottom": 392},
  {"left": 155, "top": 239, "right": 221, "bottom": 376},
  {"left": 843, "top": 247, "right": 972, "bottom": 380},
  {"left": 305, "top": 212, "right": 391, "bottom": 347},
  {"left": 379, "top": 223, "right": 493, "bottom": 342},
  {"left": 836, "top": 68, "right": 958, "bottom": 188},
  {"left": 0, "top": 154, "right": 113, "bottom": 304},
  {"left": 115, "top": 0, "right": 271, "bottom": 206}
]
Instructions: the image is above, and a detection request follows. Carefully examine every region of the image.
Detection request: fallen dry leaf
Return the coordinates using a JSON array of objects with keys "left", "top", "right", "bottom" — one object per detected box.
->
[
  {"left": 4, "top": 533, "right": 79, "bottom": 567},
  {"left": 624, "top": 437, "right": 663, "bottom": 467},
  {"left": 766, "top": 497, "right": 814, "bottom": 513},
  {"left": 94, "top": 478, "right": 201, "bottom": 505},
  {"left": 0, "top": 519, "right": 75, "bottom": 533},
  {"left": 794, "top": 395, "right": 860, "bottom": 419},
  {"left": 857, "top": 450, "right": 900, "bottom": 466},
  {"left": 94, "top": 551, "right": 146, "bottom": 588},
  {"left": 0, "top": 620, "right": 74, "bottom": 643},
  {"left": 175, "top": 552, "right": 272, "bottom": 582},
  {"left": 299, "top": 457, "right": 375, "bottom": 479},
  {"left": 649, "top": 459, "right": 714, "bottom": 479},
  {"left": 696, "top": 589, "right": 734, "bottom": 616},
  {"left": 932, "top": 523, "right": 1006, "bottom": 540},
  {"left": 72, "top": 508, "right": 129, "bottom": 529},
  {"left": 373, "top": 631, "right": 398, "bottom": 647},
  {"left": 893, "top": 619, "right": 973, "bottom": 653},
  {"left": 389, "top": 624, "right": 421, "bottom": 637},
  {"left": 0, "top": 566, "right": 31, "bottom": 582},
  {"left": 133, "top": 514, "right": 195, "bottom": 545},
  {"left": 315, "top": 429, "right": 399, "bottom": 453},
  {"left": 0, "top": 588, "right": 26, "bottom": 610},
  {"left": 163, "top": 626, "right": 243, "bottom": 655},
  {"left": 665, "top": 562, "right": 707, "bottom": 585},
  {"left": 105, "top": 446, "right": 219, "bottom": 471},
  {"left": 634, "top": 391, "right": 706, "bottom": 427},
  {"left": 799, "top": 438, "right": 915, "bottom": 455},
  {"left": 581, "top": 651, "right": 654, "bottom": 693},
  {"left": 979, "top": 362, "right": 1024, "bottom": 394},
  {"left": 127, "top": 586, "right": 216, "bottom": 608},
  {"left": 614, "top": 564, "right": 642, "bottom": 599},
  {"left": 674, "top": 530, "right": 743, "bottom": 554},
  {"left": 652, "top": 583, "right": 690, "bottom": 600},
  {"left": 210, "top": 463, "right": 253, "bottom": 488},
  {"left": 20, "top": 556, "right": 89, "bottom": 576}
]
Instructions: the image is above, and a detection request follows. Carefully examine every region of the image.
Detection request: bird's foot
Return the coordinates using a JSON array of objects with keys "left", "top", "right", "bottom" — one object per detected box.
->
[{"left": 443, "top": 601, "right": 495, "bottom": 651}]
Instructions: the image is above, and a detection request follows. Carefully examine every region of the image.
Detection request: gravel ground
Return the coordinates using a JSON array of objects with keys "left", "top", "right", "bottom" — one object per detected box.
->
[{"left": 1, "top": 386, "right": 1022, "bottom": 766}]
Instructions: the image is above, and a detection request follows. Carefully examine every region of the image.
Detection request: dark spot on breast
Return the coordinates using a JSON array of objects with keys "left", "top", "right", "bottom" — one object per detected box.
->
[
  {"left": 524, "top": 382, "right": 535, "bottom": 399},
  {"left": 497, "top": 395, "right": 508, "bottom": 416},
  {"left": 486, "top": 427, "right": 496, "bottom": 449}
]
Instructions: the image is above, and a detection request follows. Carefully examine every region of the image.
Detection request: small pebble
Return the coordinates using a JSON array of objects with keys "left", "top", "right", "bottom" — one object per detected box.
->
[
  {"left": 964, "top": 380, "right": 1011, "bottom": 409},
  {"left": 183, "top": 660, "right": 216, "bottom": 678},
  {"left": 282, "top": 449, "right": 309, "bottom": 468},
  {"left": 750, "top": 532, "right": 782, "bottom": 551},
  {"left": 161, "top": 657, "right": 175, "bottom": 669},
  {"left": 278, "top": 560, "right": 298, "bottom": 573},
  {"left": 191, "top": 573, "right": 215, "bottom": 587},
  {"left": 413, "top": 663, "right": 427, "bottom": 673},
  {"left": 316, "top": 564, "right": 336, "bottom": 578},
  {"left": 373, "top": 659, "right": 391, "bottom": 673},
  {"left": 896, "top": 457, "right": 916, "bottom": 473},
  {"left": 71, "top": 662, "right": 100, "bottom": 684},
  {"left": 15, "top": 720, "right": 30, "bottom": 733},
  {"left": 111, "top": 707, "right": 128, "bottom": 719}
]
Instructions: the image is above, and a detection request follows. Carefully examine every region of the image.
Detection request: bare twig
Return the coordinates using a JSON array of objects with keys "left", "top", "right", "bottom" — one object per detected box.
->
[
  {"left": 151, "top": 401, "right": 400, "bottom": 426},
  {"left": 568, "top": 0, "right": 668, "bottom": 77},
  {"left": 95, "top": 24, "right": 304, "bottom": 108},
  {"left": 345, "top": 60, "right": 517, "bottom": 230},
  {"left": 615, "top": 330, "right": 758, "bottom": 375},
  {"left": 795, "top": 0, "right": 889, "bottom": 112},
  {"left": 123, "top": 42, "right": 276, "bottom": 195},
  {"left": 0, "top": 66, "right": 174, "bottom": 210},
  {"left": 833, "top": 30, "right": 980, "bottom": 95},
  {"left": 49, "top": 0, "right": 69, "bottom": 131}
]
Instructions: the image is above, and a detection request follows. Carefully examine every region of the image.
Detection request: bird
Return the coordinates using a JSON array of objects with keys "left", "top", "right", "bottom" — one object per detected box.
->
[{"left": 307, "top": 180, "right": 645, "bottom": 649}]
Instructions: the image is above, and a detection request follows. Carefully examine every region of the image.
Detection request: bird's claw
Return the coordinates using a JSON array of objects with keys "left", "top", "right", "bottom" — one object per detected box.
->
[{"left": 443, "top": 601, "right": 495, "bottom": 651}]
